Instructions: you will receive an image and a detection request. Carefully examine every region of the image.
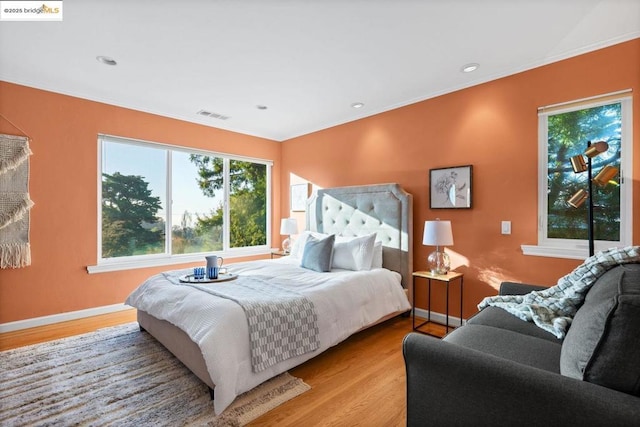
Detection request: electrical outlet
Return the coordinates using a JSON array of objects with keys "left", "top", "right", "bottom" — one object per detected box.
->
[{"left": 501, "top": 221, "right": 511, "bottom": 235}]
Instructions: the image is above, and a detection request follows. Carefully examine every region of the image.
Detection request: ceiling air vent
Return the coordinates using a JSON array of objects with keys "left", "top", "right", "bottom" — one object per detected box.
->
[{"left": 196, "top": 110, "right": 230, "bottom": 120}]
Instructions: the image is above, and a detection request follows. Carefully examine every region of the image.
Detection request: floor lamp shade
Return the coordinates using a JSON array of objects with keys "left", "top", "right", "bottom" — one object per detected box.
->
[
  {"left": 280, "top": 218, "right": 298, "bottom": 253},
  {"left": 568, "top": 189, "right": 588, "bottom": 208},
  {"left": 592, "top": 165, "right": 619, "bottom": 187},
  {"left": 570, "top": 155, "right": 587, "bottom": 173},
  {"left": 565, "top": 140, "right": 616, "bottom": 257},
  {"left": 423, "top": 220, "right": 454, "bottom": 275}
]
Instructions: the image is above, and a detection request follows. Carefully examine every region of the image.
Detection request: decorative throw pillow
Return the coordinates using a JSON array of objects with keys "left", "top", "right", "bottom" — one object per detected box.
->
[
  {"left": 289, "top": 231, "right": 329, "bottom": 259},
  {"left": 371, "top": 241, "right": 383, "bottom": 269},
  {"left": 332, "top": 233, "right": 377, "bottom": 271},
  {"left": 300, "top": 234, "right": 335, "bottom": 272},
  {"left": 560, "top": 263, "right": 640, "bottom": 396}
]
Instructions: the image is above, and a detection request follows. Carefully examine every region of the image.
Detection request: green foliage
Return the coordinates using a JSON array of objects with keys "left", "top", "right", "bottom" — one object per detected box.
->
[
  {"left": 189, "top": 156, "right": 267, "bottom": 248},
  {"left": 230, "top": 161, "right": 267, "bottom": 246},
  {"left": 102, "top": 172, "right": 164, "bottom": 257},
  {"left": 546, "top": 103, "right": 621, "bottom": 241},
  {"left": 189, "top": 155, "right": 224, "bottom": 196},
  {"left": 172, "top": 221, "right": 223, "bottom": 254}
]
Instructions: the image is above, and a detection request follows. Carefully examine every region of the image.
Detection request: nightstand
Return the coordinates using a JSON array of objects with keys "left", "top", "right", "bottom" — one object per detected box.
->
[
  {"left": 270, "top": 250, "right": 289, "bottom": 259},
  {"left": 412, "top": 270, "right": 463, "bottom": 337}
]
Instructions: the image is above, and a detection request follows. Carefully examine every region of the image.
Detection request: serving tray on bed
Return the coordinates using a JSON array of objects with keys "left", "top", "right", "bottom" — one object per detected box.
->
[{"left": 179, "top": 273, "right": 238, "bottom": 283}]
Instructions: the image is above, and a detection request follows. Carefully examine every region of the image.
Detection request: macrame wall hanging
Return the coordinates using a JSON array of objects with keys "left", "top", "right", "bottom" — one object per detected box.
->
[{"left": 0, "top": 133, "right": 34, "bottom": 268}]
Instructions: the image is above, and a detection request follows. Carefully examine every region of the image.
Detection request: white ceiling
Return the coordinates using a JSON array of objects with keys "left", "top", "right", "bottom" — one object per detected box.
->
[{"left": 1, "top": 0, "right": 639, "bottom": 141}]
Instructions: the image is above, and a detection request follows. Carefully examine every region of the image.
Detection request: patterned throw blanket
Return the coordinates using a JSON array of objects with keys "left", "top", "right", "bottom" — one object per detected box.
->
[
  {"left": 176, "top": 274, "right": 320, "bottom": 373},
  {"left": 478, "top": 246, "right": 640, "bottom": 339}
]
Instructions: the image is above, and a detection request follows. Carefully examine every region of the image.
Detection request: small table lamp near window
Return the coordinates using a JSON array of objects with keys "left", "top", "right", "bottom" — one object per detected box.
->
[
  {"left": 280, "top": 218, "right": 298, "bottom": 254},
  {"left": 422, "top": 219, "right": 454, "bottom": 275}
]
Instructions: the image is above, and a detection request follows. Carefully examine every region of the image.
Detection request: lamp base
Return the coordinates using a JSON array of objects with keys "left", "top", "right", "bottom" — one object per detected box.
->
[
  {"left": 282, "top": 237, "right": 292, "bottom": 254},
  {"left": 428, "top": 250, "right": 450, "bottom": 275}
]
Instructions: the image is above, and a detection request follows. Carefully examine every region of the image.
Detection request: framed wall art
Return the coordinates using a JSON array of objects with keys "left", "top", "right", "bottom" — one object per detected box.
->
[
  {"left": 290, "top": 183, "right": 311, "bottom": 212},
  {"left": 429, "top": 165, "right": 473, "bottom": 209}
]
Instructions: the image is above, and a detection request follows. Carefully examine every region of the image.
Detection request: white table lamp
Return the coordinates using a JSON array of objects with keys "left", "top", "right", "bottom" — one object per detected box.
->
[
  {"left": 422, "top": 219, "right": 454, "bottom": 275},
  {"left": 280, "top": 218, "right": 298, "bottom": 254}
]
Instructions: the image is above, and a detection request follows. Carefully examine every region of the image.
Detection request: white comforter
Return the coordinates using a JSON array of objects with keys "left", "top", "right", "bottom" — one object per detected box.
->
[{"left": 125, "top": 257, "right": 410, "bottom": 414}]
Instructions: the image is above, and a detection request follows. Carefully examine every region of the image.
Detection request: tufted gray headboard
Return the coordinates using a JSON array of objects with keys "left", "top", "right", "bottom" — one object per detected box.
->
[{"left": 306, "top": 183, "right": 413, "bottom": 289}]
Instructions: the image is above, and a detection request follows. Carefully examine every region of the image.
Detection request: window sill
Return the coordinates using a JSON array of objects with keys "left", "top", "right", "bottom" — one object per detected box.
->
[
  {"left": 520, "top": 245, "right": 588, "bottom": 260},
  {"left": 87, "top": 248, "right": 272, "bottom": 274}
]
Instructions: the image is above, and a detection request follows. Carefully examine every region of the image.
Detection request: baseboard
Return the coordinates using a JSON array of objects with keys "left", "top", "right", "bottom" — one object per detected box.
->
[
  {"left": 0, "top": 303, "right": 132, "bottom": 333},
  {"left": 1, "top": 304, "right": 465, "bottom": 334},
  {"left": 413, "top": 308, "right": 466, "bottom": 328}
]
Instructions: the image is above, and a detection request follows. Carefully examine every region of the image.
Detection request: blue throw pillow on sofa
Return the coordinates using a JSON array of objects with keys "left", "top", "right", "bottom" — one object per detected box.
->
[{"left": 560, "top": 263, "right": 640, "bottom": 396}]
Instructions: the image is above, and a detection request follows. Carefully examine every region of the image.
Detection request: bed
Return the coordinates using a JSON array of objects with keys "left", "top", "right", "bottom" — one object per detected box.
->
[{"left": 125, "top": 183, "right": 413, "bottom": 414}]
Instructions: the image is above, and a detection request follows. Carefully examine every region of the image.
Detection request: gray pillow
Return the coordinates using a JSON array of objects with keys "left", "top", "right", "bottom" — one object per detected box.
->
[
  {"left": 560, "top": 263, "right": 640, "bottom": 396},
  {"left": 300, "top": 234, "right": 335, "bottom": 272}
]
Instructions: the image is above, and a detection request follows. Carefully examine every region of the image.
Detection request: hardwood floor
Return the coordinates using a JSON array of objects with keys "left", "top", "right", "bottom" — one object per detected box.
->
[
  {"left": 0, "top": 309, "right": 138, "bottom": 351},
  {"left": 0, "top": 311, "right": 446, "bottom": 426}
]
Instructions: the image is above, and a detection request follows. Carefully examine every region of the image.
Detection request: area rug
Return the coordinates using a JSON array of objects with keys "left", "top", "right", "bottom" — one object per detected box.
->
[{"left": 0, "top": 323, "right": 310, "bottom": 426}]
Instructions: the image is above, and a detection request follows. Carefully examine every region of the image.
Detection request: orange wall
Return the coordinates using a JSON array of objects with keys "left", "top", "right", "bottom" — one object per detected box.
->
[
  {"left": 0, "top": 83, "right": 281, "bottom": 323},
  {"left": 1, "top": 39, "right": 638, "bottom": 324},
  {"left": 281, "top": 39, "right": 640, "bottom": 318}
]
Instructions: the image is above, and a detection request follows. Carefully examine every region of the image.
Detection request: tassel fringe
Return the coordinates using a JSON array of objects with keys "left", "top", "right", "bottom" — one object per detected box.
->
[{"left": 0, "top": 242, "right": 31, "bottom": 268}]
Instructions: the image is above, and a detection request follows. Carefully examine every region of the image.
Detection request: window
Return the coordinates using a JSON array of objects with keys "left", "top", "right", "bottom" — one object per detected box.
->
[
  {"left": 524, "top": 92, "right": 633, "bottom": 259},
  {"left": 92, "top": 135, "right": 271, "bottom": 271}
]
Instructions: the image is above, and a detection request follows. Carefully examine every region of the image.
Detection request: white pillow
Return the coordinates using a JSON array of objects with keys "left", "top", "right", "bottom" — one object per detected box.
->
[
  {"left": 332, "top": 233, "right": 377, "bottom": 271},
  {"left": 371, "top": 241, "right": 383, "bottom": 269},
  {"left": 289, "top": 231, "right": 329, "bottom": 259}
]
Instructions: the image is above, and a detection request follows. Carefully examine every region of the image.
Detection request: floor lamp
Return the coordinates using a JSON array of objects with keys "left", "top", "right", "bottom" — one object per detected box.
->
[{"left": 567, "top": 140, "right": 618, "bottom": 257}]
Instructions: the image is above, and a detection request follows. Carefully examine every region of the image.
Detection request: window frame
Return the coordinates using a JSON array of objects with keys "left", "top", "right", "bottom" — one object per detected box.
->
[
  {"left": 522, "top": 92, "right": 633, "bottom": 260},
  {"left": 88, "top": 134, "right": 273, "bottom": 273}
]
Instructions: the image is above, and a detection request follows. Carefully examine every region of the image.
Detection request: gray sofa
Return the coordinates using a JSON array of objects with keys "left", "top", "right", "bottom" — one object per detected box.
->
[{"left": 403, "top": 263, "right": 640, "bottom": 426}]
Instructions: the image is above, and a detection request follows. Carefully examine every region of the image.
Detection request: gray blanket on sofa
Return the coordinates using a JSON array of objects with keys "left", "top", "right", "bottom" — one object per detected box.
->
[{"left": 478, "top": 246, "right": 640, "bottom": 338}]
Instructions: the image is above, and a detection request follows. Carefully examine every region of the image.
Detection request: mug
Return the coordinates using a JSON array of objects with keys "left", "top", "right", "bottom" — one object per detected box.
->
[
  {"left": 207, "top": 266, "right": 219, "bottom": 280},
  {"left": 193, "top": 267, "right": 205, "bottom": 280}
]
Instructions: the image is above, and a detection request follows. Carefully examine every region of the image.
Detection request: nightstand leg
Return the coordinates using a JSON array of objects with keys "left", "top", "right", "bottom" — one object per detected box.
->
[
  {"left": 412, "top": 276, "right": 416, "bottom": 330},
  {"left": 445, "top": 281, "right": 449, "bottom": 330},
  {"left": 427, "top": 279, "right": 432, "bottom": 322},
  {"left": 460, "top": 277, "right": 464, "bottom": 327}
]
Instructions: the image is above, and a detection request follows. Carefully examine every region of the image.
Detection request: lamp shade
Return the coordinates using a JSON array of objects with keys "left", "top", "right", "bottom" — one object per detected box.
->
[
  {"left": 280, "top": 218, "right": 298, "bottom": 235},
  {"left": 422, "top": 220, "right": 453, "bottom": 246},
  {"left": 592, "top": 165, "right": 619, "bottom": 187},
  {"left": 584, "top": 141, "right": 609, "bottom": 158},
  {"left": 568, "top": 189, "right": 588, "bottom": 208},
  {"left": 570, "top": 155, "right": 587, "bottom": 173}
]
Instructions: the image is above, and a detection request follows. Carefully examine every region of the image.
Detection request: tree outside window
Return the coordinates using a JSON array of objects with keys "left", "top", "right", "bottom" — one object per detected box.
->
[
  {"left": 546, "top": 102, "right": 621, "bottom": 242},
  {"left": 531, "top": 93, "right": 633, "bottom": 259},
  {"left": 102, "top": 172, "right": 164, "bottom": 257},
  {"left": 100, "top": 137, "right": 270, "bottom": 261}
]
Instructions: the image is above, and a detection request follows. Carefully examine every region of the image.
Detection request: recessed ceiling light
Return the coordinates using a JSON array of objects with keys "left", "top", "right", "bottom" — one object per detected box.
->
[
  {"left": 256, "top": 105, "right": 268, "bottom": 110},
  {"left": 96, "top": 56, "right": 117, "bottom": 66},
  {"left": 351, "top": 102, "right": 364, "bottom": 109},
  {"left": 461, "top": 63, "right": 479, "bottom": 73}
]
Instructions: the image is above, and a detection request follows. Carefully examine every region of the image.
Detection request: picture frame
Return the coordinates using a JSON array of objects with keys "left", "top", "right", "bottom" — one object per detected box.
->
[
  {"left": 429, "top": 165, "right": 473, "bottom": 209},
  {"left": 290, "top": 183, "right": 310, "bottom": 212}
]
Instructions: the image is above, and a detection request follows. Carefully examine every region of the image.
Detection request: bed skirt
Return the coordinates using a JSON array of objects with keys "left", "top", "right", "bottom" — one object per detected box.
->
[{"left": 137, "top": 310, "right": 215, "bottom": 389}]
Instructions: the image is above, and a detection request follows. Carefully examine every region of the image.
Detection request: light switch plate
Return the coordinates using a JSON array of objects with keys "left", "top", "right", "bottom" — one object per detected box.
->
[{"left": 501, "top": 221, "right": 511, "bottom": 235}]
